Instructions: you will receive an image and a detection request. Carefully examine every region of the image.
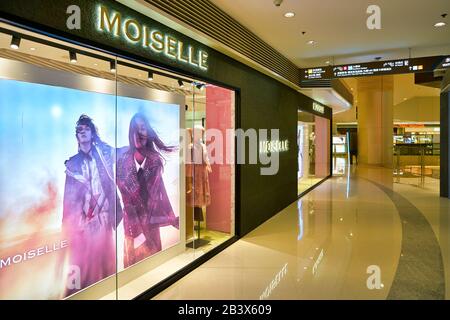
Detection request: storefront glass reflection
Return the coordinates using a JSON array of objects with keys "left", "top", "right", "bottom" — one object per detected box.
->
[
  {"left": 0, "top": 24, "right": 235, "bottom": 299},
  {"left": 297, "top": 111, "right": 331, "bottom": 195}
]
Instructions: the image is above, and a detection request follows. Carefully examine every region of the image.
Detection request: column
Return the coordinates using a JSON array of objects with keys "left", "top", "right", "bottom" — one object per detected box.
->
[{"left": 357, "top": 75, "right": 394, "bottom": 168}]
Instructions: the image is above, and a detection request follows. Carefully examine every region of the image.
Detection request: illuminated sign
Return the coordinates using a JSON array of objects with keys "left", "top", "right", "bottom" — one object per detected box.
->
[
  {"left": 313, "top": 102, "right": 325, "bottom": 114},
  {"left": 259, "top": 140, "right": 289, "bottom": 154},
  {"left": 96, "top": 5, "right": 208, "bottom": 71},
  {"left": 302, "top": 67, "right": 332, "bottom": 80}
]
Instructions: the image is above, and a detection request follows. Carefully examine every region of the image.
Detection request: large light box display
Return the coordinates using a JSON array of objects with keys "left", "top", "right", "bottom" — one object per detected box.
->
[{"left": 0, "top": 73, "right": 181, "bottom": 299}]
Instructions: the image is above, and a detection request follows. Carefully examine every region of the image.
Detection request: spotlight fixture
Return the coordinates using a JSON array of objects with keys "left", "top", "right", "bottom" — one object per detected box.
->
[
  {"left": 178, "top": 80, "right": 184, "bottom": 88},
  {"left": 273, "top": 0, "right": 283, "bottom": 6},
  {"left": 196, "top": 83, "right": 205, "bottom": 90},
  {"left": 284, "top": 12, "right": 295, "bottom": 18},
  {"left": 69, "top": 51, "right": 77, "bottom": 63},
  {"left": 110, "top": 60, "right": 116, "bottom": 73},
  {"left": 10, "top": 35, "right": 21, "bottom": 50},
  {"left": 148, "top": 71, "right": 154, "bottom": 81},
  {"left": 434, "top": 22, "right": 446, "bottom": 27}
]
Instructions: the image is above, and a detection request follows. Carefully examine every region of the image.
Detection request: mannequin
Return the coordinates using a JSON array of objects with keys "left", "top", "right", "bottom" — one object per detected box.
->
[{"left": 186, "top": 125, "right": 212, "bottom": 246}]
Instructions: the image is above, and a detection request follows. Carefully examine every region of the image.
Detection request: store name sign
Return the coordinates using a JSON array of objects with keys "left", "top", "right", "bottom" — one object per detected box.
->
[
  {"left": 313, "top": 102, "right": 325, "bottom": 114},
  {"left": 96, "top": 5, "right": 208, "bottom": 71},
  {"left": 260, "top": 140, "right": 289, "bottom": 154}
]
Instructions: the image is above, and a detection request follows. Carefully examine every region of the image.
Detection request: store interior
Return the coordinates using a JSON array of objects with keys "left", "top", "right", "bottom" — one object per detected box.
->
[{"left": 332, "top": 73, "right": 441, "bottom": 190}]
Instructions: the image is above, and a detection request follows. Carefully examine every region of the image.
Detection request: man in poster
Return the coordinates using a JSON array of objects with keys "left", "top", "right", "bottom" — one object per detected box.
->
[
  {"left": 62, "top": 114, "right": 121, "bottom": 296},
  {"left": 117, "top": 113, "right": 179, "bottom": 268}
]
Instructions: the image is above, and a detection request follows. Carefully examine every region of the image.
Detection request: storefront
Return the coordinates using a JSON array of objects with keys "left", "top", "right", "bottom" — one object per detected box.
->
[
  {"left": 0, "top": 0, "right": 332, "bottom": 299},
  {"left": 297, "top": 98, "right": 332, "bottom": 196}
]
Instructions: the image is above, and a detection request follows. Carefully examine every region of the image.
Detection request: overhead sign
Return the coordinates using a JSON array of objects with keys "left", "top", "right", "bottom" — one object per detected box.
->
[
  {"left": 300, "top": 56, "right": 445, "bottom": 84},
  {"left": 302, "top": 67, "right": 333, "bottom": 81}
]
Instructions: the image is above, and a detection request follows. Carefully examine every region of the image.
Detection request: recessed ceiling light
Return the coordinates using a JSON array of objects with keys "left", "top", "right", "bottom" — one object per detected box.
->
[
  {"left": 30, "top": 47, "right": 36, "bottom": 51},
  {"left": 434, "top": 22, "right": 446, "bottom": 27},
  {"left": 325, "top": 61, "right": 330, "bottom": 64},
  {"left": 284, "top": 12, "right": 295, "bottom": 18},
  {"left": 307, "top": 40, "right": 316, "bottom": 45}
]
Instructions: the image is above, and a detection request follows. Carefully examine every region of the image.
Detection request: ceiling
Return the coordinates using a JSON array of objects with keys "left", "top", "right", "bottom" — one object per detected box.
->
[{"left": 211, "top": 0, "right": 450, "bottom": 67}]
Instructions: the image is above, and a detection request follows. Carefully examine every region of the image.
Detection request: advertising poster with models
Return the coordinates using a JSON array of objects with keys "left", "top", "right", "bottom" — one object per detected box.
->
[{"left": 0, "top": 78, "right": 180, "bottom": 299}]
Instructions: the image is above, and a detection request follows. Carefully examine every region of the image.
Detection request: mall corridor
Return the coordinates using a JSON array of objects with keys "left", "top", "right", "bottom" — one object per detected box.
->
[{"left": 155, "top": 165, "right": 450, "bottom": 300}]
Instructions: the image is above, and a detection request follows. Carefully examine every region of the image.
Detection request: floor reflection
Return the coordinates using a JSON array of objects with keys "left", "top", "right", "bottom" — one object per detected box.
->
[{"left": 154, "top": 163, "right": 450, "bottom": 300}]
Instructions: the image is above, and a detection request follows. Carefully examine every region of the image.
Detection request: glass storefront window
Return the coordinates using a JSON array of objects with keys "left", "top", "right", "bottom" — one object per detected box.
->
[
  {"left": 0, "top": 23, "right": 235, "bottom": 299},
  {"left": 297, "top": 110, "right": 331, "bottom": 195}
]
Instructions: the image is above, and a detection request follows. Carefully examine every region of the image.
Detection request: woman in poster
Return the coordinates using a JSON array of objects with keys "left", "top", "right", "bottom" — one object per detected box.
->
[{"left": 117, "top": 113, "right": 179, "bottom": 268}]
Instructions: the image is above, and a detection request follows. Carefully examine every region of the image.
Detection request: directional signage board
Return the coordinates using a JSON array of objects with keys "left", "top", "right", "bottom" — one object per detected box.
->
[
  {"left": 300, "top": 56, "right": 446, "bottom": 84},
  {"left": 301, "top": 67, "right": 333, "bottom": 80}
]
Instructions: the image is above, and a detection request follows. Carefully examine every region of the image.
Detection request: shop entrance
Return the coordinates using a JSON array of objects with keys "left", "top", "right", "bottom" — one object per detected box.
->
[{"left": 0, "top": 21, "right": 236, "bottom": 300}]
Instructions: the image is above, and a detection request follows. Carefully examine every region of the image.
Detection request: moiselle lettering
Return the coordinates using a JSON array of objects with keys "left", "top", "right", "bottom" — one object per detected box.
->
[
  {"left": 0, "top": 240, "right": 69, "bottom": 269},
  {"left": 97, "top": 5, "right": 208, "bottom": 71}
]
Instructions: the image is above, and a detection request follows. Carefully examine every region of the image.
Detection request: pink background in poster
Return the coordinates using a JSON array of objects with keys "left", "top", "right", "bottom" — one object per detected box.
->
[
  {"left": 205, "top": 85, "right": 233, "bottom": 233},
  {"left": 314, "top": 116, "right": 330, "bottom": 178}
]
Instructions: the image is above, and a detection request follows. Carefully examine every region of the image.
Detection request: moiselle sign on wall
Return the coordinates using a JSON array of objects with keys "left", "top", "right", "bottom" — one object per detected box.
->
[
  {"left": 312, "top": 102, "right": 325, "bottom": 114},
  {"left": 96, "top": 5, "right": 208, "bottom": 71},
  {"left": 259, "top": 140, "right": 289, "bottom": 154}
]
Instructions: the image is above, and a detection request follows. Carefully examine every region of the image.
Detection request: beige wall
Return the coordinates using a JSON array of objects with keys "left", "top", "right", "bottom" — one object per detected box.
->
[{"left": 394, "top": 96, "right": 440, "bottom": 122}]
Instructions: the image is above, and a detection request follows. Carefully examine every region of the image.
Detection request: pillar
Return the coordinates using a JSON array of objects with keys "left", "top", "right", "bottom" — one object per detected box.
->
[{"left": 357, "top": 75, "right": 393, "bottom": 168}]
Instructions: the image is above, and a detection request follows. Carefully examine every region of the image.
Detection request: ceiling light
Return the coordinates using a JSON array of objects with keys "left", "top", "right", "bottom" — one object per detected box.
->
[
  {"left": 30, "top": 47, "right": 36, "bottom": 51},
  {"left": 325, "top": 61, "right": 330, "bottom": 64},
  {"left": 148, "top": 71, "right": 154, "bottom": 81},
  {"left": 10, "top": 35, "right": 21, "bottom": 49},
  {"left": 178, "top": 80, "right": 184, "bottom": 88},
  {"left": 284, "top": 12, "right": 295, "bottom": 18},
  {"left": 110, "top": 60, "right": 116, "bottom": 73},
  {"left": 307, "top": 40, "right": 316, "bottom": 45},
  {"left": 434, "top": 22, "right": 446, "bottom": 27},
  {"left": 69, "top": 51, "right": 77, "bottom": 63}
]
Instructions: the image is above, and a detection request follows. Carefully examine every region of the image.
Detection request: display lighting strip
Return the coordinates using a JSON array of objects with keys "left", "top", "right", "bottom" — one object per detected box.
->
[{"left": 0, "top": 27, "right": 202, "bottom": 88}]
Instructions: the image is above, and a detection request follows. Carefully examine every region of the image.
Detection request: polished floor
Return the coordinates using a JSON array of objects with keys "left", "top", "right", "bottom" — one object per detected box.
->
[{"left": 154, "top": 165, "right": 450, "bottom": 300}]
